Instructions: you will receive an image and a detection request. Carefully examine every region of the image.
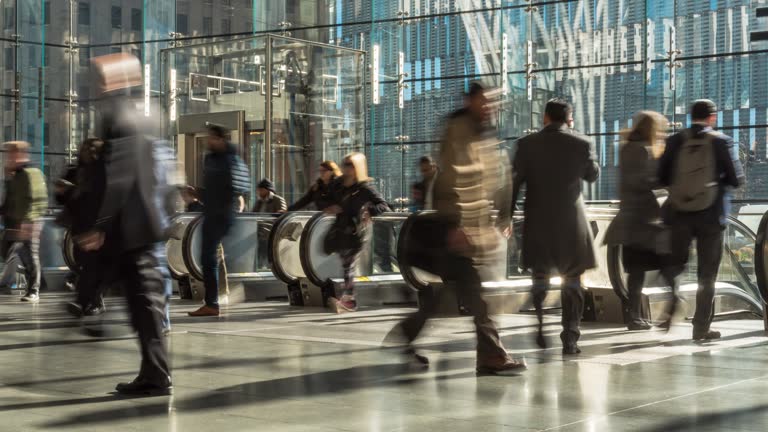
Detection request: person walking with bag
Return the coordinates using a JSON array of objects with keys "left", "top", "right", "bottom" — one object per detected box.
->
[
  {"left": 324, "top": 152, "right": 390, "bottom": 313},
  {"left": 604, "top": 111, "right": 678, "bottom": 331},
  {"left": 658, "top": 100, "right": 744, "bottom": 341},
  {"left": 288, "top": 161, "right": 341, "bottom": 211}
]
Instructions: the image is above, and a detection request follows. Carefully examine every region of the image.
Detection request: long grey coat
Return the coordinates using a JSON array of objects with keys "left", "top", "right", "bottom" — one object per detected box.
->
[
  {"left": 603, "top": 138, "right": 665, "bottom": 251},
  {"left": 510, "top": 123, "right": 600, "bottom": 275}
]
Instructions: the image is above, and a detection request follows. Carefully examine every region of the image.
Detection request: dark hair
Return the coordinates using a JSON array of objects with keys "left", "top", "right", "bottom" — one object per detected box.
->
[
  {"left": 467, "top": 82, "right": 484, "bottom": 98},
  {"left": 691, "top": 99, "right": 717, "bottom": 121},
  {"left": 418, "top": 155, "right": 434, "bottom": 165},
  {"left": 544, "top": 98, "right": 573, "bottom": 123},
  {"left": 206, "top": 123, "right": 229, "bottom": 139}
]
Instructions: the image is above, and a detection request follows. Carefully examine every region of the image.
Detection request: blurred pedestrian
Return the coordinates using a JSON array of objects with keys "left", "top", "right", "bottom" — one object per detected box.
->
[
  {"left": 511, "top": 98, "right": 600, "bottom": 355},
  {"left": 78, "top": 53, "right": 172, "bottom": 395},
  {"left": 412, "top": 156, "right": 437, "bottom": 211},
  {"left": 324, "top": 152, "right": 390, "bottom": 313},
  {"left": 1, "top": 141, "right": 48, "bottom": 303},
  {"left": 658, "top": 99, "right": 744, "bottom": 341},
  {"left": 187, "top": 124, "right": 250, "bottom": 317},
  {"left": 390, "top": 83, "right": 526, "bottom": 374},
  {"left": 604, "top": 111, "right": 678, "bottom": 331},
  {"left": 288, "top": 160, "right": 341, "bottom": 211}
]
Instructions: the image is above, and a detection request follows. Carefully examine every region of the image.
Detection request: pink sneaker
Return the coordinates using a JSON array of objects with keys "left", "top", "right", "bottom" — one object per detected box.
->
[{"left": 329, "top": 295, "right": 358, "bottom": 313}]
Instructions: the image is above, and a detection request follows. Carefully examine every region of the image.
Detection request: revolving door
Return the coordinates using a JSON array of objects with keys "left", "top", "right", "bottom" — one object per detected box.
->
[{"left": 160, "top": 35, "right": 366, "bottom": 206}]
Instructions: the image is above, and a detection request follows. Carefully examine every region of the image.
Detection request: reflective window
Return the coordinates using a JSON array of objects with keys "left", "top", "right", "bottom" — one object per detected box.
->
[
  {"left": 77, "top": 2, "right": 89, "bottom": 26},
  {"left": 131, "top": 8, "right": 141, "bottom": 32},
  {"left": 111, "top": 6, "right": 121, "bottom": 29}
]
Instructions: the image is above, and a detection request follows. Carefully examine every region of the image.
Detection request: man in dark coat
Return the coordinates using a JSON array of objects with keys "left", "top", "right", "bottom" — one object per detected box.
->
[
  {"left": 657, "top": 99, "right": 743, "bottom": 341},
  {"left": 187, "top": 124, "right": 250, "bottom": 317},
  {"left": 77, "top": 53, "right": 172, "bottom": 396},
  {"left": 510, "top": 98, "right": 600, "bottom": 355}
]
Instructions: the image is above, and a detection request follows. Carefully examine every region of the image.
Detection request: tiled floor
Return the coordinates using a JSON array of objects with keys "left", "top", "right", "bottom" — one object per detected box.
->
[{"left": 1, "top": 293, "right": 767, "bottom": 431}]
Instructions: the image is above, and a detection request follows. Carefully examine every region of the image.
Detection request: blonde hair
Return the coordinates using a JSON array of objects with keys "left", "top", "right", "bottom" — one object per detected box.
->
[
  {"left": 344, "top": 152, "right": 371, "bottom": 183},
  {"left": 320, "top": 160, "right": 342, "bottom": 178},
  {"left": 3, "top": 141, "right": 31, "bottom": 153},
  {"left": 622, "top": 111, "right": 668, "bottom": 158}
]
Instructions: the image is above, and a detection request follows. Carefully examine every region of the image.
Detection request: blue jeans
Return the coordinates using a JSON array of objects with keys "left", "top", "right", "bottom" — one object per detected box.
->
[
  {"left": 202, "top": 218, "right": 229, "bottom": 308},
  {"left": 152, "top": 243, "right": 172, "bottom": 330}
]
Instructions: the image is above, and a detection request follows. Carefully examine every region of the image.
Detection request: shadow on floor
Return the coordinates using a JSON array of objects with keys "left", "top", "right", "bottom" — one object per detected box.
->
[{"left": 640, "top": 404, "right": 768, "bottom": 432}]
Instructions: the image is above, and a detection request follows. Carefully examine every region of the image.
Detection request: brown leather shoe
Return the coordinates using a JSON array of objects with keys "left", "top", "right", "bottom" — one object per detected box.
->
[
  {"left": 476, "top": 358, "right": 528, "bottom": 375},
  {"left": 187, "top": 305, "right": 220, "bottom": 317}
]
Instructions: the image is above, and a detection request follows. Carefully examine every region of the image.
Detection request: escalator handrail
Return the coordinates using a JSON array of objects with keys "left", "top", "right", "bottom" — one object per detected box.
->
[
  {"left": 166, "top": 213, "right": 201, "bottom": 279},
  {"left": 268, "top": 211, "right": 318, "bottom": 285},
  {"left": 606, "top": 213, "right": 765, "bottom": 307},
  {"left": 62, "top": 229, "right": 77, "bottom": 273}
]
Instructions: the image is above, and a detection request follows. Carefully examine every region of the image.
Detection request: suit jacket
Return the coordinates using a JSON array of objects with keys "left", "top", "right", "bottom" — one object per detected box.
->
[
  {"left": 658, "top": 124, "right": 743, "bottom": 225},
  {"left": 95, "top": 135, "right": 167, "bottom": 252},
  {"left": 510, "top": 123, "right": 600, "bottom": 275}
]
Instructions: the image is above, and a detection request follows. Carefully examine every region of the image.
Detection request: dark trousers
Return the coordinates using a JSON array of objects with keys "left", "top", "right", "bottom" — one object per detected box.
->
[
  {"left": 373, "top": 222, "right": 394, "bottom": 273},
  {"left": 666, "top": 213, "right": 724, "bottom": 333},
  {"left": 532, "top": 271, "right": 584, "bottom": 346},
  {"left": 119, "top": 245, "right": 170, "bottom": 384},
  {"left": 74, "top": 248, "right": 109, "bottom": 308},
  {"left": 201, "top": 218, "right": 229, "bottom": 308},
  {"left": 399, "top": 253, "right": 508, "bottom": 361}
]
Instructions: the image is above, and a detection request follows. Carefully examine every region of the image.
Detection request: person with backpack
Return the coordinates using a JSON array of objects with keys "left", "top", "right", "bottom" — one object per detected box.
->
[
  {"left": 658, "top": 99, "right": 744, "bottom": 341},
  {"left": 324, "top": 152, "right": 390, "bottom": 313},
  {"left": 187, "top": 123, "right": 250, "bottom": 317},
  {"left": 1, "top": 141, "right": 48, "bottom": 303}
]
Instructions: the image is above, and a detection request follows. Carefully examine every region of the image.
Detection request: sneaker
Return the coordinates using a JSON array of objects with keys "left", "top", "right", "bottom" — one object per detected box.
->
[
  {"left": 329, "top": 296, "right": 358, "bottom": 313},
  {"left": 476, "top": 358, "right": 527, "bottom": 375},
  {"left": 66, "top": 301, "right": 84, "bottom": 318},
  {"left": 84, "top": 303, "right": 107, "bottom": 316},
  {"left": 20, "top": 292, "right": 39, "bottom": 303},
  {"left": 187, "top": 305, "right": 220, "bottom": 317},
  {"left": 693, "top": 330, "right": 721, "bottom": 341}
]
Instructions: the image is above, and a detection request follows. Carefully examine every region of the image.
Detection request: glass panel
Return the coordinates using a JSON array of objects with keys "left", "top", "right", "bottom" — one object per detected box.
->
[{"left": 269, "top": 35, "right": 365, "bottom": 204}]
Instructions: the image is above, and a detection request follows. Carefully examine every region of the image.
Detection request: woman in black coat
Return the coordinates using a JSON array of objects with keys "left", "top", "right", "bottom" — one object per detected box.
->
[
  {"left": 288, "top": 160, "right": 341, "bottom": 211},
  {"left": 604, "top": 111, "right": 678, "bottom": 330},
  {"left": 325, "top": 153, "right": 390, "bottom": 313}
]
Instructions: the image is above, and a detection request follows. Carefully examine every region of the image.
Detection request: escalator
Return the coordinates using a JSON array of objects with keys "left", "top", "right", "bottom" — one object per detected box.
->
[
  {"left": 606, "top": 203, "right": 767, "bottom": 325},
  {"left": 294, "top": 212, "right": 414, "bottom": 307},
  {"left": 267, "top": 211, "right": 316, "bottom": 305},
  {"left": 182, "top": 212, "right": 285, "bottom": 302}
]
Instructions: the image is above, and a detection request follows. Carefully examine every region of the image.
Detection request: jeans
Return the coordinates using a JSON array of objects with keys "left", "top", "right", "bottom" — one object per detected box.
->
[
  {"left": 152, "top": 243, "right": 172, "bottom": 330},
  {"left": 201, "top": 218, "right": 230, "bottom": 308},
  {"left": 10, "top": 221, "right": 43, "bottom": 295}
]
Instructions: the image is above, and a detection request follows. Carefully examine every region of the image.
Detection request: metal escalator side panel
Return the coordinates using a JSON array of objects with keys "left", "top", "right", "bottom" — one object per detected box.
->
[
  {"left": 299, "top": 212, "right": 342, "bottom": 287},
  {"left": 751, "top": 211, "right": 768, "bottom": 307},
  {"left": 397, "top": 211, "right": 441, "bottom": 291},
  {"left": 270, "top": 212, "right": 315, "bottom": 284},
  {"left": 181, "top": 214, "right": 205, "bottom": 281},
  {"left": 166, "top": 214, "right": 199, "bottom": 279}
]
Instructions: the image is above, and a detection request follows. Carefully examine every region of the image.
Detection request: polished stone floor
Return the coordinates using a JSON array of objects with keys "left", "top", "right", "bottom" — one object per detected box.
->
[{"left": 1, "top": 292, "right": 768, "bottom": 432}]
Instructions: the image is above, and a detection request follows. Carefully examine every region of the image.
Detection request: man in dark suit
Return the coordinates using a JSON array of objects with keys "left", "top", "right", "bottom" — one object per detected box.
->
[
  {"left": 657, "top": 99, "right": 743, "bottom": 341},
  {"left": 511, "top": 98, "right": 600, "bottom": 355},
  {"left": 77, "top": 53, "right": 172, "bottom": 396}
]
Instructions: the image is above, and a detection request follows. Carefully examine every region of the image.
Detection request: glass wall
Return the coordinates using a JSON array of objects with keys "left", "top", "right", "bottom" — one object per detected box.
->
[{"left": 2, "top": 0, "right": 768, "bottom": 204}]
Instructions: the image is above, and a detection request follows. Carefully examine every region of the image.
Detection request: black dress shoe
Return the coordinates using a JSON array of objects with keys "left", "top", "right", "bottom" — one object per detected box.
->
[
  {"left": 627, "top": 321, "right": 652, "bottom": 331},
  {"left": 404, "top": 347, "right": 429, "bottom": 367},
  {"left": 116, "top": 377, "right": 173, "bottom": 396},
  {"left": 535, "top": 330, "right": 548, "bottom": 349},
  {"left": 66, "top": 302, "right": 84, "bottom": 318},
  {"left": 84, "top": 303, "right": 106, "bottom": 316},
  {"left": 562, "top": 345, "right": 582, "bottom": 355},
  {"left": 693, "top": 330, "right": 721, "bottom": 341}
]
